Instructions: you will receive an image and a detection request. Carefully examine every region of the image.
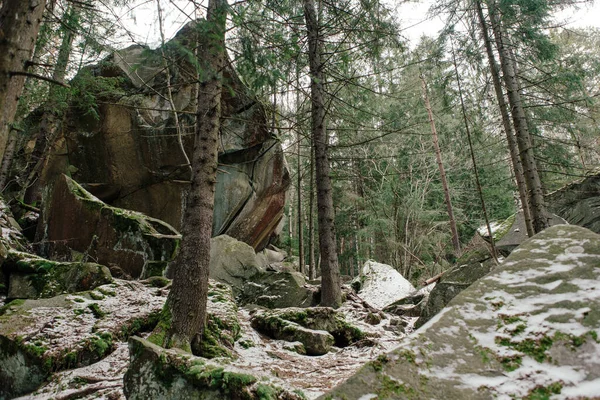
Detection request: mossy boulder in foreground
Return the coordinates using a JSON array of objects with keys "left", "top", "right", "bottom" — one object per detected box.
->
[
  {"left": 0, "top": 279, "right": 166, "bottom": 399},
  {"left": 124, "top": 336, "right": 304, "bottom": 400},
  {"left": 323, "top": 225, "right": 600, "bottom": 399},
  {"left": 3, "top": 249, "right": 112, "bottom": 299}
]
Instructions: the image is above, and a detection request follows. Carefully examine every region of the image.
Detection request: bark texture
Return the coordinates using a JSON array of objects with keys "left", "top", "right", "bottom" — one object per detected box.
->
[
  {"left": 164, "top": 0, "right": 227, "bottom": 352},
  {"left": 0, "top": 0, "right": 47, "bottom": 162},
  {"left": 488, "top": 0, "right": 549, "bottom": 233},
  {"left": 304, "top": 0, "right": 342, "bottom": 308},
  {"left": 475, "top": 0, "right": 534, "bottom": 238}
]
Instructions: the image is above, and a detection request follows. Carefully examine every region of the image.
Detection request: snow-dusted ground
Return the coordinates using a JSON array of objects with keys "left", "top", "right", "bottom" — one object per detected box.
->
[{"left": 19, "top": 286, "right": 413, "bottom": 400}]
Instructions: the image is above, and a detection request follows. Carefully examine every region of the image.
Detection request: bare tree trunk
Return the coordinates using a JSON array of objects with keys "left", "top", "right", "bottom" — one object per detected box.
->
[
  {"left": 451, "top": 44, "right": 498, "bottom": 263},
  {"left": 297, "top": 128, "right": 305, "bottom": 275},
  {"left": 488, "top": 0, "right": 548, "bottom": 233},
  {"left": 420, "top": 75, "right": 461, "bottom": 255},
  {"left": 304, "top": 0, "right": 342, "bottom": 308},
  {"left": 0, "top": 0, "right": 47, "bottom": 162},
  {"left": 162, "top": 0, "right": 227, "bottom": 353},
  {"left": 308, "top": 143, "right": 316, "bottom": 280},
  {"left": 475, "top": 0, "right": 534, "bottom": 237}
]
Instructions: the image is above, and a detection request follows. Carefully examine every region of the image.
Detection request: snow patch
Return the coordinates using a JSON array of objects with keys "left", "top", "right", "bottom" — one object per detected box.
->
[{"left": 355, "top": 260, "right": 415, "bottom": 309}]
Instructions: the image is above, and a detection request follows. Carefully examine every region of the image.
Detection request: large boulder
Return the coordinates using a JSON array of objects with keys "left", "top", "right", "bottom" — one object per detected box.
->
[
  {"left": 250, "top": 307, "right": 365, "bottom": 355},
  {"left": 546, "top": 169, "right": 600, "bottom": 233},
  {"left": 36, "top": 174, "right": 180, "bottom": 279},
  {"left": 206, "top": 235, "right": 265, "bottom": 295},
  {"left": 492, "top": 211, "right": 567, "bottom": 254},
  {"left": 29, "top": 22, "right": 289, "bottom": 252},
  {"left": 3, "top": 249, "right": 112, "bottom": 300},
  {"left": 123, "top": 337, "right": 303, "bottom": 400},
  {"left": 415, "top": 242, "right": 496, "bottom": 329},
  {"left": 323, "top": 225, "right": 600, "bottom": 399},
  {"left": 0, "top": 279, "right": 166, "bottom": 399},
  {"left": 351, "top": 260, "right": 415, "bottom": 309}
]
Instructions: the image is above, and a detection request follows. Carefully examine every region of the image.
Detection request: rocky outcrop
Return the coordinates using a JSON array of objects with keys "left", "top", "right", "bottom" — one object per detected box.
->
[
  {"left": 30, "top": 22, "right": 289, "bottom": 252},
  {"left": 323, "top": 225, "right": 600, "bottom": 399},
  {"left": 37, "top": 174, "right": 180, "bottom": 279},
  {"left": 250, "top": 307, "right": 364, "bottom": 356},
  {"left": 351, "top": 261, "right": 415, "bottom": 309},
  {"left": 207, "top": 235, "right": 317, "bottom": 308},
  {"left": 383, "top": 284, "right": 434, "bottom": 318},
  {"left": 206, "top": 235, "right": 265, "bottom": 295},
  {"left": 546, "top": 169, "right": 600, "bottom": 233},
  {"left": 3, "top": 249, "right": 112, "bottom": 300},
  {"left": 0, "top": 279, "right": 166, "bottom": 399},
  {"left": 415, "top": 244, "right": 496, "bottom": 329},
  {"left": 492, "top": 211, "right": 567, "bottom": 254},
  {"left": 124, "top": 336, "right": 303, "bottom": 400}
]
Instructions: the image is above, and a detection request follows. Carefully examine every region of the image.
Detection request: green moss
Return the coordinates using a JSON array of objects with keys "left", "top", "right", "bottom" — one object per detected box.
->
[
  {"left": 371, "top": 354, "right": 389, "bottom": 372},
  {"left": 88, "top": 332, "right": 113, "bottom": 357},
  {"left": 256, "top": 383, "right": 277, "bottom": 399},
  {"left": 88, "top": 303, "right": 105, "bottom": 319},
  {"left": 0, "top": 299, "right": 25, "bottom": 316},
  {"left": 399, "top": 349, "right": 417, "bottom": 364},
  {"left": 148, "top": 277, "right": 170, "bottom": 288},
  {"left": 499, "top": 355, "right": 523, "bottom": 371},
  {"left": 525, "top": 382, "right": 562, "bottom": 399},
  {"left": 148, "top": 305, "right": 172, "bottom": 347},
  {"left": 98, "top": 287, "right": 116, "bottom": 297},
  {"left": 378, "top": 375, "right": 415, "bottom": 397},
  {"left": 496, "top": 335, "right": 553, "bottom": 363},
  {"left": 72, "top": 297, "right": 86, "bottom": 303},
  {"left": 238, "top": 339, "right": 255, "bottom": 349},
  {"left": 89, "top": 291, "right": 105, "bottom": 300}
]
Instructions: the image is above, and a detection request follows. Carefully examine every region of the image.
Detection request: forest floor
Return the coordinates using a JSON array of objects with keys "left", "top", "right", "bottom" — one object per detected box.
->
[{"left": 14, "top": 286, "right": 413, "bottom": 400}]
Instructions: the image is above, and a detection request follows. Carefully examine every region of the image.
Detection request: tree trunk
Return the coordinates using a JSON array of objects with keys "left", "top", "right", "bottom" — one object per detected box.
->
[
  {"left": 297, "top": 127, "right": 305, "bottom": 275},
  {"left": 163, "top": 0, "right": 227, "bottom": 353},
  {"left": 475, "top": 0, "right": 534, "bottom": 238},
  {"left": 304, "top": 0, "right": 342, "bottom": 308},
  {"left": 487, "top": 0, "right": 549, "bottom": 233},
  {"left": 420, "top": 75, "right": 461, "bottom": 255},
  {"left": 308, "top": 143, "right": 316, "bottom": 280},
  {"left": 0, "top": 0, "right": 47, "bottom": 162}
]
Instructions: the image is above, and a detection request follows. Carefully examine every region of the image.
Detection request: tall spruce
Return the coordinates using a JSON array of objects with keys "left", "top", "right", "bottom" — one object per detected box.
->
[
  {"left": 159, "top": 0, "right": 228, "bottom": 353},
  {"left": 303, "top": 0, "right": 342, "bottom": 308},
  {"left": 0, "top": 0, "right": 47, "bottom": 163}
]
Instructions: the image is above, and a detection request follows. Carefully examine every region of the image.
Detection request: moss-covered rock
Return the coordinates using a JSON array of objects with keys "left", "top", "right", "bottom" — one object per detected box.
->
[
  {"left": 251, "top": 307, "right": 364, "bottom": 355},
  {"left": 3, "top": 249, "right": 112, "bottom": 299},
  {"left": 238, "top": 270, "right": 318, "bottom": 309},
  {"left": 37, "top": 174, "right": 181, "bottom": 280},
  {"left": 124, "top": 336, "right": 304, "bottom": 400},
  {"left": 415, "top": 240, "right": 496, "bottom": 329},
  {"left": 0, "top": 279, "right": 166, "bottom": 399},
  {"left": 322, "top": 225, "right": 600, "bottom": 399}
]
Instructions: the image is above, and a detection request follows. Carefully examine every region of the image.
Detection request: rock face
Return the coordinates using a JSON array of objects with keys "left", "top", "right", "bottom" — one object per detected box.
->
[
  {"left": 494, "top": 211, "right": 567, "bottom": 254},
  {"left": 383, "top": 284, "right": 434, "bottom": 318},
  {"left": 0, "top": 279, "right": 166, "bottom": 399},
  {"left": 323, "top": 225, "right": 600, "bottom": 399},
  {"left": 37, "top": 174, "right": 180, "bottom": 279},
  {"left": 206, "top": 235, "right": 265, "bottom": 295},
  {"left": 415, "top": 244, "right": 495, "bottom": 329},
  {"left": 34, "top": 22, "right": 289, "bottom": 252},
  {"left": 351, "top": 261, "right": 415, "bottom": 309},
  {"left": 206, "top": 235, "right": 317, "bottom": 308},
  {"left": 3, "top": 249, "right": 112, "bottom": 300},
  {"left": 547, "top": 169, "right": 600, "bottom": 233},
  {"left": 123, "top": 337, "right": 302, "bottom": 400}
]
